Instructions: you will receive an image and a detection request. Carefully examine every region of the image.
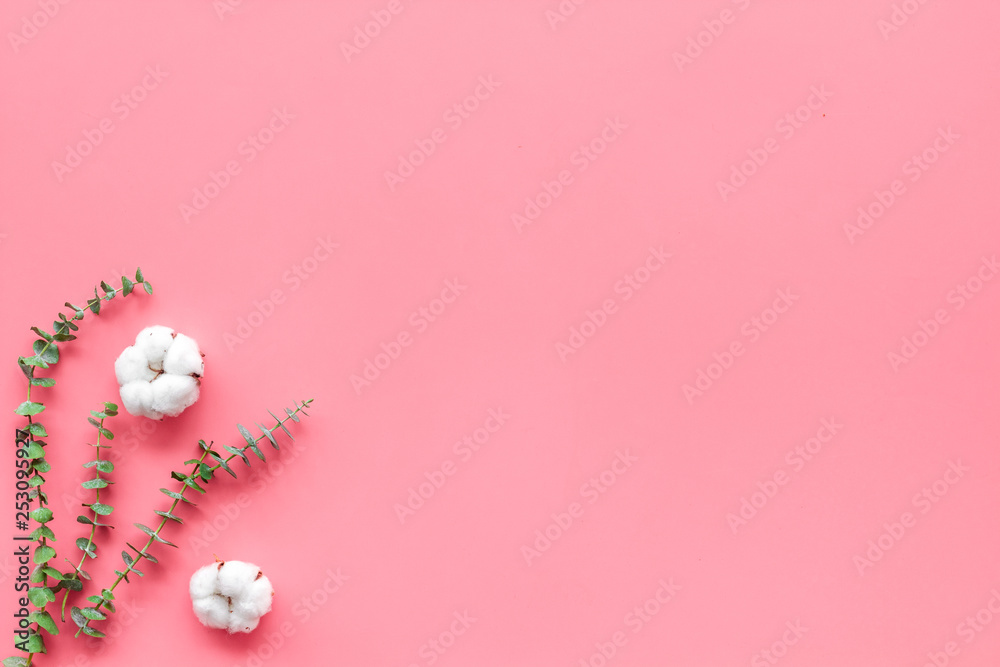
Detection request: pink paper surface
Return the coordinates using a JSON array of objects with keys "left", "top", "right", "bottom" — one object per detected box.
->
[{"left": 2, "top": 2, "right": 999, "bottom": 665}]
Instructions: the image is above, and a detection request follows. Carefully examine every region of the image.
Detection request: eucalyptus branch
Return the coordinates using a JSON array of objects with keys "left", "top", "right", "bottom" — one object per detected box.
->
[
  {"left": 9, "top": 269, "right": 151, "bottom": 666},
  {"left": 72, "top": 399, "right": 314, "bottom": 639},
  {"left": 58, "top": 403, "right": 119, "bottom": 622}
]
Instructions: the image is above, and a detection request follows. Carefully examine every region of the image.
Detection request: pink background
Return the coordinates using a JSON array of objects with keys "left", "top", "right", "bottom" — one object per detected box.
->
[{"left": 2, "top": 1, "right": 1000, "bottom": 665}]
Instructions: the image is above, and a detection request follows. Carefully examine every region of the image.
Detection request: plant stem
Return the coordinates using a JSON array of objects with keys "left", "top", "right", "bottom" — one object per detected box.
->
[
  {"left": 59, "top": 411, "right": 112, "bottom": 622},
  {"left": 75, "top": 400, "right": 312, "bottom": 637}
]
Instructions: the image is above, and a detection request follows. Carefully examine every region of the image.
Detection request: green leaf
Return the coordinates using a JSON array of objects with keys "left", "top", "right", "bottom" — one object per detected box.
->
[
  {"left": 248, "top": 441, "right": 265, "bottom": 461},
  {"left": 126, "top": 543, "right": 157, "bottom": 564},
  {"left": 237, "top": 423, "right": 256, "bottom": 447},
  {"left": 4, "top": 656, "right": 29, "bottom": 667},
  {"left": 120, "top": 551, "right": 144, "bottom": 576},
  {"left": 69, "top": 606, "right": 88, "bottom": 628},
  {"left": 102, "top": 589, "right": 115, "bottom": 601},
  {"left": 33, "top": 339, "right": 58, "bottom": 364},
  {"left": 32, "top": 460, "right": 51, "bottom": 473},
  {"left": 28, "top": 526, "right": 54, "bottom": 541},
  {"left": 40, "top": 567, "right": 63, "bottom": 581},
  {"left": 258, "top": 422, "right": 279, "bottom": 449},
  {"left": 15, "top": 401, "right": 45, "bottom": 416},
  {"left": 159, "top": 488, "right": 194, "bottom": 504},
  {"left": 80, "top": 625, "right": 106, "bottom": 638},
  {"left": 99, "top": 280, "right": 113, "bottom": 294},
  {"left": 27, "top": 421, "right": 49, "bottom": 435},
  {"left": 83, "top": 460, "right": 114, "bottom": 473},
  {"left": 135, "top": 267, "right": 144, "bottom": 283},
  {"left": 143, "top": 281, "right": 153, "bottom": 295},
  {"left": 98, "top": 427, "right": 114, "bottom": 440},
  {"left": 154, "top": 510, "right": 183, "bottom": 524},
  {"left": 30, "top": 508, "right": 53, "bottom": 523},
  {"left": 22, "top": 442, "right": 44, "bottom": 459},
  {"left": 28, "top": 610, "right": 58, "bottom": 635},
  {"left": 122, "top": 277, "right": 134, "bottom": 296},
  {"left": 26, "top": 476, "right": 44, "bottom": 488},
  {"left": 79, "top": 607, "right": 106, "bottom": 621},
  {"left": 27, "top": 586, "right": 55, "bottom": 606},
  {"left": 76, "top": 538, "right": 96, "bottom": 558},
  {"left": 285, "top": 407, "right": 301, "bottom": 422},
  {"left": 210, "top": 453, "right": 236, "bottom": 478},
  {"left": 270, "top": 409, "right": 294, "bottom": 439},
  {"left": 23, "top": 632, "right": 45, "bottom": 653},
  {"left": 30, "top": 327, "right": 53, "bottom": 342},
  {"left": 134, "top": 523, "right": 176, "bottom": 547},
  {"left": 20, "top": 355, "right": 49, "bottom": 369},
  {"left": 81, "top": 478, "right": 110, "bottom": 489},
  {"left": 34, "top": 545, "right": 56, "bottom": 564},
  {"left": 89, "top": 503, "right": 113, "bottom": 516},
  {"left": 225, "top": 444, "right": 250, "bottom": 466},
  {"left": 61, "top": 578, "right": 84, "bottom": 591},
  {"left": 87, "top": 297, "right": 101, "bottom": 314}
]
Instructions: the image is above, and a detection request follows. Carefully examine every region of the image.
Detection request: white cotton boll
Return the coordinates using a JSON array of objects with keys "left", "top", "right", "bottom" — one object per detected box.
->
[
  {"left": 162, "top": 333, "right": 204, "bottom": 376},
  {"left": 229, "top": 612, "right": 260, "bottom": 634},
  {"left": 217, "top": 561, "right": 260, "bottom": 597},
  {"left": 150, "top": 375, "right": 199, "bottom": 418},
  {"left": 114, "top": 346, "right": 156, "bottom": 385},
  {"left": 189, "top": 564, "right": 218, "bottom": 599},
  {"left": 190, "top": 561, "right": 274, "bottom": 634},
  {"left": 245, "top": 576, "right": 275, "bottom": 611},
  {"left": 117, "top": 327, "right": 204, "bottom": 420},
  {"left": 193, "top": 595, "right": 231, "bottom": 629},
  {"left": 134, "top": 325, "right": 175, "bottom": 371},
  {"left": 119, "top": 382, "right": 162, "bottom": 420}
]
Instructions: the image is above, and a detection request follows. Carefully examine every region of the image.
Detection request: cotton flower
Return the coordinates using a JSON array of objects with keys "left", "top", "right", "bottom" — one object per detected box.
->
[
  {"left": 190, "top": 560, "right": 274, "bottom": 633},
  {"left": 115, "top": 325, "right": 204, "bottom": 419}
]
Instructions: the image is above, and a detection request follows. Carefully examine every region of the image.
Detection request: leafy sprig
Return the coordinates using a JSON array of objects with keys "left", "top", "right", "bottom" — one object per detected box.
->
[
  {"left": 59, "top": 403, "right": 119, "bottom": 622},
  {"left": 72, "top": 399, "right": 314, "bottom": 638},
  {"left": 10, "top": 270, "right": 150, "bottom": 665}
]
